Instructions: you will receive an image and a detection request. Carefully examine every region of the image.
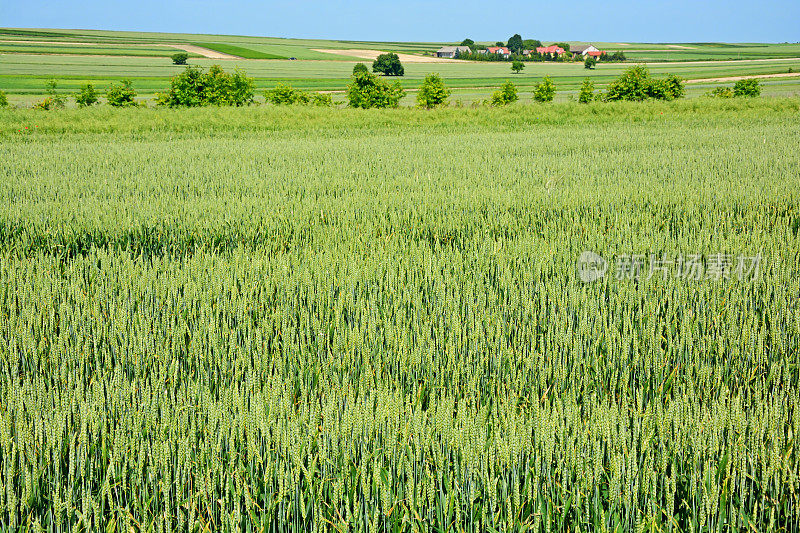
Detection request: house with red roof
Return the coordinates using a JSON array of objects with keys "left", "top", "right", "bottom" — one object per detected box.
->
[
  {"left": 535, "top": 45, "right": 566, "bottom": 56},
  {"left": 486, "top": 46, "right": 511, "bottom": 58}
]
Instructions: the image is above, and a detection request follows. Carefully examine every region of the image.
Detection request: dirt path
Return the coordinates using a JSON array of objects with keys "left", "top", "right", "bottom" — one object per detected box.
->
[
  {"left": 687, "top": 72, "right": 800, "bottom": 83},
  {"left": 0, "top": 39, "right": 240, "bottom": 59},
  {"left": 312, "top": 48, "right": 458, "bottom": 63}
]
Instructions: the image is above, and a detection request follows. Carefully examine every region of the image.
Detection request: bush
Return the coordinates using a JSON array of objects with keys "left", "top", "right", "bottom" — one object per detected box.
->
[
  {"left": 0, "top": 90, "right": 7, "bottom": 107},
  {"left": 663, "top": 74, "right": 686, "bottom": 100},
  {"left": 733, "top": 78, "right": 761, "bottom": 97},
  {"left": 372, "top": 53, "right": 404, "bottom": 76},
  {"left": 416, "top": 73, "right": 451, "bottom": 109},
  {"left": 352, "top": 63, "right": 369, "bottom": 76},
  {"left": 34, "top": 79, "right": 66, "bottom": 110},
  {"left": 490, "top": 81, "right": 518, "bottom": 106},
  {"left": 584, "top": 55, "right": 596, "bottom": 69},
  {"left": 311, "top": 93, "right": 333, "bottom": 107},
  {"left": 75, "top": 83, "right": 99, "bottom": 107},
  {"left": 533, "top": 76, "right": 556, "bottom": 102},
  {"left": 346, "top": 71, "right": 405, "bottom": 108},
  {"left": 605, "top": 66, "right": 684, "bottom": 101},
  {"left": 171, "top": 52, "right": 189, "bottom": 65},
  {"left": 706, "top": 87, "right": 734, "bottom": 98},
  {"left": 156, "top": 66, "right": 255, "bottom": 107},
  {"left": 604, "top": 65, "right": 651, "bottom": 101},
  {"left": 578, "top": 78, "right": 596, "bottom": 103},
  {"left": 511, "top": 60, "right": 525, "bottom": 74},
  {"left": 106, "top": 79, "right": 138, "bottom": 107},
  {"left": 265, "top": 84, "right": 331, "bottom": 106}
]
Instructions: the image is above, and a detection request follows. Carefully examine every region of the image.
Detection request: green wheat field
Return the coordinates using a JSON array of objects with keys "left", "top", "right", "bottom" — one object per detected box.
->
[{"left": 0, "top": 99, "right": 799, "bottom": 531}]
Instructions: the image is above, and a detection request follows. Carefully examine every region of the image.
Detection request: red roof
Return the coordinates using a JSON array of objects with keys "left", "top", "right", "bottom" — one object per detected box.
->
[
  {"left": 487, "top": 47, "right": 510, "bottom": 54},
  {"left": 536, "top": 45, "right": 565, "bottom": 54},
  {"left": 586, "top": 50, "right": 604, "bottom": 57}
]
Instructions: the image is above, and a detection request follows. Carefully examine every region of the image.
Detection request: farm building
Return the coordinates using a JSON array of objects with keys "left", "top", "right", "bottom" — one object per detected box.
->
[
  {"left": 535, "top": 45, "right": 566, "bottom": 56},
  {"left": 485, "top": 46, "right": 511, "bottom": 58},
  {"left": 436, "top": 46, "right": 472, "bottom": 58},
  {"left": 570, "top": 44, "right": 603, "bottom": 56}
]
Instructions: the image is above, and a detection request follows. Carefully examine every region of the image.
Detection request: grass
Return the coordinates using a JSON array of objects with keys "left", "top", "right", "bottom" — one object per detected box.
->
[
  {"left": 0, "top": 98, "right": 798, "bottom": 531},
  {"left": 192, "top": 42, "right": 287, "bottom": 59},
  {"left": 0, "top": 41, "right": 201, "bottom": 58},
  {"left": 2, "top": 51, "right": 799, "bottom": 98}
]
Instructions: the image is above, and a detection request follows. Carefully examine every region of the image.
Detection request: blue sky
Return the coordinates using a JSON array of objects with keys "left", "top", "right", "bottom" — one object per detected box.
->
[{"left": 1, "top": 0, "right": 798, "bottom": 43}]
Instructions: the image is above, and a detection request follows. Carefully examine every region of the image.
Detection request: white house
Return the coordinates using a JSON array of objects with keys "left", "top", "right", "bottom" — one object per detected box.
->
[{"left": 570, "top": 44, "right": 601, "bottom": 57}]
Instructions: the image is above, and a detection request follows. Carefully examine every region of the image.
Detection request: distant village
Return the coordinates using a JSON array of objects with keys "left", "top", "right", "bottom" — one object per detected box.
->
[{"left": 435, "top": 36, "right": 626, "bottom": 62}]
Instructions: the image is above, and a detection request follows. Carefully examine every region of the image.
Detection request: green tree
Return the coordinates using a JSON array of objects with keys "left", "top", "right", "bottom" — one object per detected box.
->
[
  {"left": 495, "top": 42, "right": 505, "bottom": 47},
  {"left": 584, "top": 55, "right": 597, "bottom": 69},
  {"left": 460, "top": 38, "right": 475, "bottom": 47},
  {"left": 507, "top": 34, "right": 524, "bottom": 54},
  {"left": 0, "top": 90, "right": 7, "bottom": 107},
  {"left": 171, "top": 52, "right": 189, "bottom": 65},
  {"left": 416, "top": 73, "right": 451, "bottom": 109},
  {"left": 352, "top": 63, "right": 369, "bottom": 76},
  {"left": 511, "top": 61, "right": 525, "bottom": 74},
  {"left": 533, "top": 76, "right": 556, "bottom": 102},
  {"left": 552, "top": 42, "right": 571, "bottom": 51},
  {"left": 733, "top": 78, "right": 761, "bottom": 97},
  {"left": 106, "top": 79, "right": 138, "bottom": 107},
  {"left": 372, "top": 53, "right": 404, "bottom": 76},
  {"left": 522, "top": 39, "right": 542, "bottom": 50},
  {"left": 347, "top": 71, "right": 405, "bottom": 108},
  {"left": 490, "top": 81, "right": 518, "bottom": 106},
  {"left": 578, "top": 78, "right": 595, "bottom": 103},
  {"left": 75, "top": 83, "right": 99, "bottom": 107}
]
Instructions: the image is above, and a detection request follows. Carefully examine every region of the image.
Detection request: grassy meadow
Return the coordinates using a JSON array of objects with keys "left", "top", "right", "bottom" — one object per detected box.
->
[
  {"left": 2, "top": 27, "right": 800, "bottom": 104},
  {"left": 1, "top": 98, "right": 799, "bottom": 531}
]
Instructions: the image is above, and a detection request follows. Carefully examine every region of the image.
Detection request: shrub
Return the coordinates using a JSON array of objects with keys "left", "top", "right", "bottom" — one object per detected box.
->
[
  {"left": 604, "top": 65, "right": 651, "bottom": 101},
  {"left": 346, "top": 71, "right": 405, "bottom": 108},
  {"left": 605, "top": 66, "right": 684, "bottom": 101},
  {"left": 511, "top": 60, "right": 525, "bottom": 74},
  {"left": 156, "top": 66, "right": 255, "bottom": 107},
  {"left": 311, "top": 93, "right": 333, "bottom": 107},
  {"left": 533, "top": 76, "right": 556, "bottom": 102},
  {"left": 372, "top": 53, "right": 404, "bottom": 76},
  {"left": 584, "top": 55, "right": 596, "bottom": 69},
  {"left": 706, "top": 87, "right": 734, "bottom": 98},
  {"left": 733, "top": 78, "right": 761, "bottom": 97},
  {"left": 490, "top": 81, "right": 518, "bottom": 106},
  {"left": 416, "top": 73, "right": 451, "bottom": 109},
  {"left": 0, "top": 90, "right": 7, "bottom": 107},
  {"left": 106, "top": 79, "right": 138, "bottom": 107},
  {"left": 171, "top": 52, "right": 189, "bottom": 65},
  {"left": 663, "top": 74, "right": 686, "bottom": 100},
  {"left": 34, "top": 79, "right": 66, "bottom": 110},
  {"left": 578, "top": 78, "right": 596, "bottom": 103},
  {"left": 266, "top": 83, "right": 332, "bottom": 107},
  {"left": 75, "top": 83, "right": 99, "bottom": 107},
  {"left": 352, "top": 63, "right": 369, "bottom": 76}
]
